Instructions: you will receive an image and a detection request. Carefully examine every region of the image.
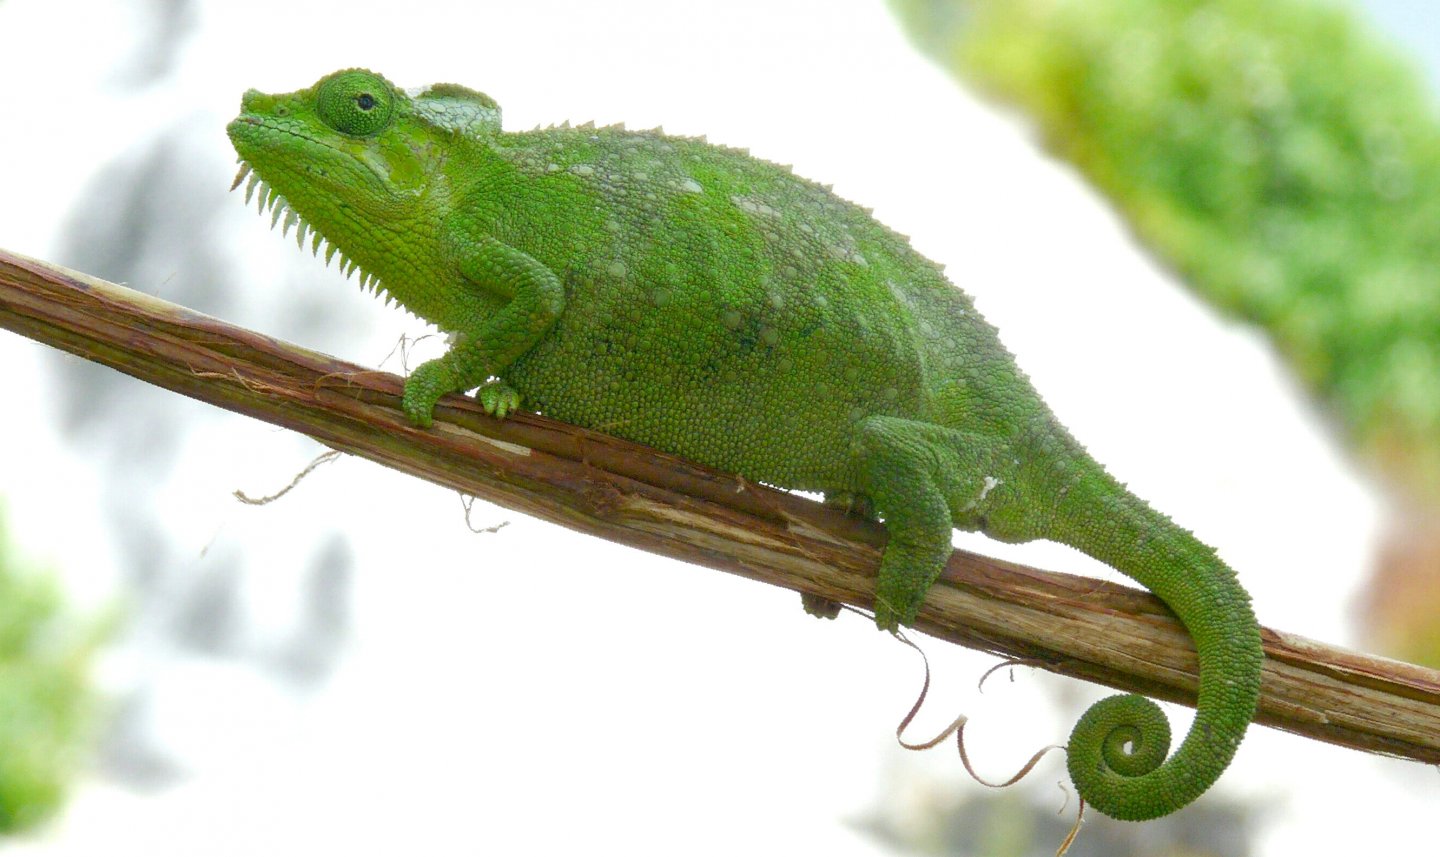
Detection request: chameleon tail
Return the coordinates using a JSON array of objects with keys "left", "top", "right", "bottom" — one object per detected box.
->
[{"left": 1042, "top": 449, "right": 1263, "bottom": 820}]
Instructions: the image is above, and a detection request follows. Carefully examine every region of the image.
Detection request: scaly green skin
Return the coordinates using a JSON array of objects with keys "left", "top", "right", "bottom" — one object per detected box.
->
[{"left": 227, "top": 69, "right": 1263, "bottom": 820}]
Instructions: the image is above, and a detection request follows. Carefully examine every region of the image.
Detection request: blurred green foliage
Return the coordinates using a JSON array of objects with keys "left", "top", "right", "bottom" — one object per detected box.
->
[
  {"left": 893, "top": 0, "right": 1440, "bottom": 504},
  {"left": 0, "top": 510, "right": 109, "bottom": 833}
]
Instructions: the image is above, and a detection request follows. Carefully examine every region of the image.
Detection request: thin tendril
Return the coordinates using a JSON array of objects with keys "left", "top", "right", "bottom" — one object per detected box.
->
[{"left": 873, "top": 617, "right": 1084, "bottom": 854}]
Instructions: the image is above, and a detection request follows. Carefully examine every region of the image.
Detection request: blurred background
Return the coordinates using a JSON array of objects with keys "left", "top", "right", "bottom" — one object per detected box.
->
[{"left": 0, "top": 0, "right": 1435, "bottom": 854}]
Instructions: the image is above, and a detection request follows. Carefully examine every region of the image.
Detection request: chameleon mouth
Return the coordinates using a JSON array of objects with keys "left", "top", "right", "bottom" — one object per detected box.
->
[{"left": 230, "top": 159, "right": 392, "bottom": 304}]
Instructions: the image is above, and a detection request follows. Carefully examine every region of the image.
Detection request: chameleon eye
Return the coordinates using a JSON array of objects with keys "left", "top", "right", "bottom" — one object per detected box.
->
[{"left": 316, "top": 70, "right": 394, "bottom": 137}]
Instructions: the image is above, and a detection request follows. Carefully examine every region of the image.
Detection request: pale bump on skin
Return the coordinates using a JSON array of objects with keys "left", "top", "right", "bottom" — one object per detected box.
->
[{"left": 228, "top": 68, "right": 1263, "bottom": 820}]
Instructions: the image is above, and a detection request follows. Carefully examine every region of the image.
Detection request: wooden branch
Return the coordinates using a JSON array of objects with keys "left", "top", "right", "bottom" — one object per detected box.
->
[{"left": 3, "top": 247, "right": 1438, "bottom": 765}]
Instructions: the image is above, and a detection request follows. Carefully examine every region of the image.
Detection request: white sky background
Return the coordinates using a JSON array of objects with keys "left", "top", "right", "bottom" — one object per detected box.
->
[{"left": 0, "top": 0, "right": 1428, "bottom": 854}]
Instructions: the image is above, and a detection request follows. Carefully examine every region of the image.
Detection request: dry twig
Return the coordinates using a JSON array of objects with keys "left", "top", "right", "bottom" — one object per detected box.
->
[{"left": 3, "top": 247, "right": 1438, "bottom": 764}]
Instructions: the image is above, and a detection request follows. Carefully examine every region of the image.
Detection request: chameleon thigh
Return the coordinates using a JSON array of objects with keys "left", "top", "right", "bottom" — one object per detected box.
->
[{"left": 852, "top": 415, "right": 993, "bottom": 630}]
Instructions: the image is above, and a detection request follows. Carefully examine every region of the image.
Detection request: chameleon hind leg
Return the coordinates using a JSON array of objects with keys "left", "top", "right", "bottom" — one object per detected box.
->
[
  {"left": 801, "top": 492, "right": 880, "bottom": 620},
  {"left": 851, "top": 415, "right": 1001, "bottom": 630}
]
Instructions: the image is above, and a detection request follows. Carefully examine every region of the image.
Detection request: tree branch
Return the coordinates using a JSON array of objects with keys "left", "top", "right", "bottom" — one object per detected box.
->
[{"left": 3, "top": 247, "right": 1438, "bottom": 764}]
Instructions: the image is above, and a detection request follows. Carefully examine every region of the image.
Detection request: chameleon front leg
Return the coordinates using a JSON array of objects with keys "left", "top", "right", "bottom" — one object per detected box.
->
[{"left": 403, "top": 237, "right": 565, "bottom": 427}]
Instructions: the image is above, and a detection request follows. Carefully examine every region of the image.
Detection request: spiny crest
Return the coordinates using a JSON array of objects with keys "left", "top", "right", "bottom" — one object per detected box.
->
[
  {"left": 229, "top": 159, "right": 397, "bottom": 308},
  {"left": 540, "top": 119, "right": 639, "bottom": 134}
]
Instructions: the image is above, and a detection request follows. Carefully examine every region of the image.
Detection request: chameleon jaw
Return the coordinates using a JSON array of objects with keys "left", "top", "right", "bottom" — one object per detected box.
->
[{"left": 230, "top": 159, "right": 394, "bottom": 306}]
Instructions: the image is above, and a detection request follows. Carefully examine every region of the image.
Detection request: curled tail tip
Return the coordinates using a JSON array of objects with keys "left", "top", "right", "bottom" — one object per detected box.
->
[
  {"left": 1066, "top": 693, "right": 1179, "bottom": 820},
  {"left": 1066, "top": 681, "right": 1258, "bottom": 820}
]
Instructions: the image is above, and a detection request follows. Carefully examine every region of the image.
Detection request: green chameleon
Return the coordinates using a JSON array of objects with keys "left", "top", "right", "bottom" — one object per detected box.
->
[{"left": 227, "top": 68, "right": 1263, "bottom": 820}]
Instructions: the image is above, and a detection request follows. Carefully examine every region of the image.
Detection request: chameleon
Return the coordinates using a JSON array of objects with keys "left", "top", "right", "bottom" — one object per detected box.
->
[{"left": 227, "top": 68, "right": 1263, "bottom": 820}]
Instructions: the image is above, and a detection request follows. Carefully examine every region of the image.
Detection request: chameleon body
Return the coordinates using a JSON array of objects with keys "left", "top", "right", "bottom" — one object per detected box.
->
[{"left": 228, "top": 69, "right": 1263, "bottom": 820}]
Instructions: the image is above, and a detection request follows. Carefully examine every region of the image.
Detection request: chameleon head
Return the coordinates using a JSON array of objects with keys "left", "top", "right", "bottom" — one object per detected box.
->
[{"left": 226, "top": 68, "right": 502, "bottom": 299}]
